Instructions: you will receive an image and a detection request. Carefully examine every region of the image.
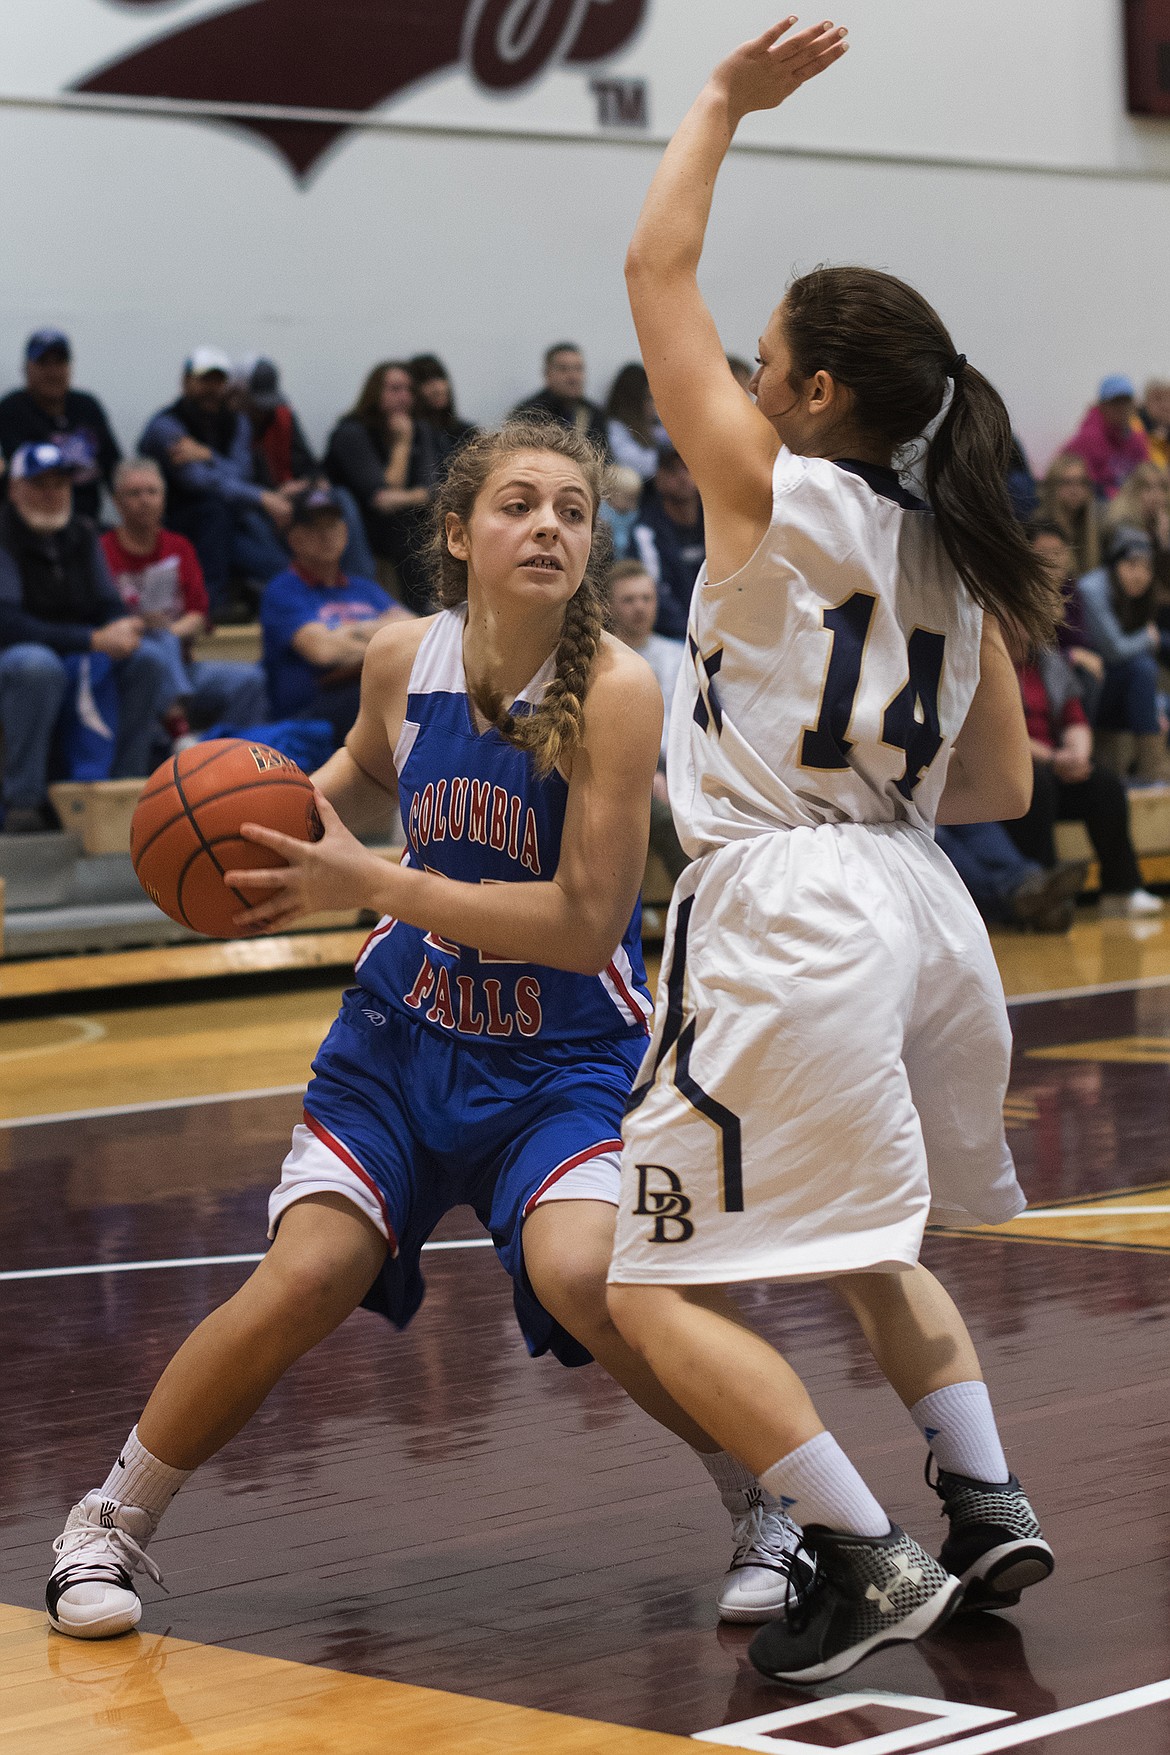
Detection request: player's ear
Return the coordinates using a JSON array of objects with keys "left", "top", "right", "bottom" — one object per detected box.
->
[{"left": 445, "top": 511, "right": 469, "bottom": 563}]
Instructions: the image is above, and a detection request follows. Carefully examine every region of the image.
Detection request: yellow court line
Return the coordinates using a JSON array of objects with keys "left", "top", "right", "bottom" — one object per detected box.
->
[{"left": 0, "top": 1605, "right": 701, "bottom": 1755}]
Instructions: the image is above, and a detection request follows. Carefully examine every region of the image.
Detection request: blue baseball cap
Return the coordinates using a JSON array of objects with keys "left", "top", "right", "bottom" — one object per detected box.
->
[
  {"left": 289, "top": 481, "right": 345, "bottom": 525},
  {"left": 1099, "top": 374, "right": 1136, "bottom": 402},
  {"left": 10, "top": 441, "right": 75, "bottom": 482},
  {"left": 25, "top": 328, "right": 71, "bottom": 363}
]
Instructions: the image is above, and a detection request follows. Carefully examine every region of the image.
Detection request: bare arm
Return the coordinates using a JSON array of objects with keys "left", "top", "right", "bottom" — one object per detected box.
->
[
  {"left": 936, "top": 617, "right": 1033, "bottom": 825},
  {"left": 291, "top": 621, "right": 375, "bottom": 668}
]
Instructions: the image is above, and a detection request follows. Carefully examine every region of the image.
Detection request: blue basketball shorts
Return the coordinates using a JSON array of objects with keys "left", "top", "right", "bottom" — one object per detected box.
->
[{"left": 267, "top": 985, "right": 646, "bottom": 1365}]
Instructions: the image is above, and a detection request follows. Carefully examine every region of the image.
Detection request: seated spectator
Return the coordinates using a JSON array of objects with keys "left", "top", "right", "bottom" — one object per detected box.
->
[
  {"left": 936, "top": 822, "right": 1088, "bottom": 933},
  {"left": 1026, "top": 518, "right": 1105, "bottom": 719},
  {"left": 511, "top": 343, "right": 608, "bottom": 450},
  {"left": 1104, "top": 461, "right": 1170, "bottom": 592},
  {"left": 101, "top": 458, "right": 266, "bottom": 738},
  {"left": 1037, "top": 451, "right": 1102, "bottom": 575},
  {"left": 1009, "top": 645, "right": 1162, "bottom": 917},
  {"left": 0, "top": 330, "right": 121, "bottom": 523},
  {"left": 325, "top": 361, "right": 442, "bottom": 614},
  {"left": 1138, "top": 378, "right": 1170, "bottom": 471},
  {"left": 237, "top": 355, "right": 377, "bottom": 580},
  {"left": 1076, "top": 525, "right": 1170, "bottom": 781},
  {"left": 0, "top": 443, "right": 170, "bottom": 831},
  {"left": 639, "top": 447, "right": 705, "bottom": 638},
  {"left": 599, "top": 465, "right": 658, "bottom": 571},
  {"left": 1006, "top": 434, "right": 1039, "bottom": 523},
  {"left": 604, "top": 363, "right": 664, "bottom": 481},
  {"left": 139, "top": 348, "right": 290, "bottom": 619},
  {"left": 1064, "top": 375, "right": 1151, "bottom": 500},
  {"left": 260, "top": 483, "right": 410, "bottom": 745},
  {"left": 609, "top": 560, "right": 687, "bottom": 884},
  {"left": 408, "top": 354, "right": 477, "bottom": 457}
]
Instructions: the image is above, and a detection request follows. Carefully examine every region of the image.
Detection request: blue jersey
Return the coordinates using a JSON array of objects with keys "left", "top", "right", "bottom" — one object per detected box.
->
[{"left": 355, "top": 608, "right": 653, "bottom": 1045}]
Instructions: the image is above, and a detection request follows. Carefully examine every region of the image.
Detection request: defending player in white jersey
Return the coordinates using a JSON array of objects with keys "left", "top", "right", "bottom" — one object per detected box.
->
[{"left": 606, "top": 19, "right": 1064, "bottom": 1683}]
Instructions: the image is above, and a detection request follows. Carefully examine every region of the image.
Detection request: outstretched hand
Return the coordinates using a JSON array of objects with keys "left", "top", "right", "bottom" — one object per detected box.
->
[
  {"left": 711, "top": 17, "right": 848, "bottom": 124},
  {"left": 223, "top": 791, "right": 391, "bottom": 934}
]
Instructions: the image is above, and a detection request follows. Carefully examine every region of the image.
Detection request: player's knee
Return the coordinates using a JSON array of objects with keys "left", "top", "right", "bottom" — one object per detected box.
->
[
  {"left": 605, "top": 1282, "right": 656, "bottom": 1354},
  {"left": 533, "top": 1252, "right": 610, "bottom": 1340},
  {"left": 255, "top": 1245, "right": 363, "bottom": 1339}
]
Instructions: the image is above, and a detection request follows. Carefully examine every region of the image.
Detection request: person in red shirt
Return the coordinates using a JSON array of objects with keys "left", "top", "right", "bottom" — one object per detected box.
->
[
  {"left": 1009, "top": 649, "right": 1160, "bottom": 917},
  {"left": 102, "top": 458, "right": 266, "bottom": 740}
]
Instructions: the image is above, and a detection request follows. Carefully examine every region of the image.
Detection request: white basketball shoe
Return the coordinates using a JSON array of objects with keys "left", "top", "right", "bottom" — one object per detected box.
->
[
  {"left": 717, "top": 1494, "right": 812, "bottom": 1622},
  {"left": 47, "top": 1492, "right": 164, "bottom": 1639}
]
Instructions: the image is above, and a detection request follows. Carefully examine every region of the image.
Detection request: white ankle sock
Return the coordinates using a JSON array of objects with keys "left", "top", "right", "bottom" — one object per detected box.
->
[
  {"left": 100, "top": 1426, "right": 191, "bottom": 1522},
  {"left": 695, "top": 1448, "right": 771, "bottom": 1517},
  {"left": 911, "top": 1381, "right": 1009, "bottom": 1484},
  {"left": 759, "top": 1432, "right": 890, "bottom": 1538}
]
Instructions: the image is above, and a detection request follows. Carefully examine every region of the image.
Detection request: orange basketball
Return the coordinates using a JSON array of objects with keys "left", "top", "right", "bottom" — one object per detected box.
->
[{"left": 131, "top": 739, "right": 324, "bottom": 939}]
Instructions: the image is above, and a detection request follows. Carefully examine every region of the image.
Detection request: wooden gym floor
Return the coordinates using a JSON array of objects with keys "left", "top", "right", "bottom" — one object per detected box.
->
[{"left": 2, "top": 916, "right": 1170, "bottom": 1752}]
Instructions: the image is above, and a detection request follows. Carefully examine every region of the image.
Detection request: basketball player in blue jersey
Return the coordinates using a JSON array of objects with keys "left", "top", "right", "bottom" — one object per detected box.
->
[
  {"left": 45, "top": 420, "right": 805, "bottom": 1639},
  {"left": 605, "top": 21, "right": 1064, "bottom": 1683}
]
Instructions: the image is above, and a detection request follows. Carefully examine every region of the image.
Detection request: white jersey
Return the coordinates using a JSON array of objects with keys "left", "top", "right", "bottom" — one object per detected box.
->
[{"left": 668, "top": 450, "right": 983, "bottom": 856}]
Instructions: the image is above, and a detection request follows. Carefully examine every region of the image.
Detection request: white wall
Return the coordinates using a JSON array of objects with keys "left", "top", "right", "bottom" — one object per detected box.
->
[{"left": 2, "top": 0, "right": 1169, "bottom": 474}]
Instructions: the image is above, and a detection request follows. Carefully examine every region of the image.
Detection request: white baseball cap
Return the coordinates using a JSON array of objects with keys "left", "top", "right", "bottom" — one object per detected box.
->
[{"left": 185, "top": 346, "right": 233, "bottom": 379}]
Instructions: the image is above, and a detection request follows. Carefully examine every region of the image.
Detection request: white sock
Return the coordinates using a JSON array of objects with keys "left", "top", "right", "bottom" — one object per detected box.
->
[
  {"left": 695, "top": 1448, "right": 773, "bottom": 1518},
  {"left": 911, "top": 1381, "right": 1009, "bottom": 1483},
  {"left": 100, "top": 1426, "right": 191, "bottom": 1523},
  {"left": 759, "top": 1432, "right": 890, "bottom": 1538}
]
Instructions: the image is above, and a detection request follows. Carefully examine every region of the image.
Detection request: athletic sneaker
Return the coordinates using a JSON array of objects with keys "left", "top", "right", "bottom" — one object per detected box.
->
[
  {"left": 1100, "top": 888, "right": 1164, "bottom": 918},
  {"left": 717, "top": 1495, "right": 813, "bottom": 1623},
  {"left": 748, "top": 1523, "right": 962, "bottom": 1684},
  {"left": 928, "top": 1460, "right": 1054, "bottom": 1611},
  {"left": 46, "top": 1492, "right": 164, "bottom": 1639}
]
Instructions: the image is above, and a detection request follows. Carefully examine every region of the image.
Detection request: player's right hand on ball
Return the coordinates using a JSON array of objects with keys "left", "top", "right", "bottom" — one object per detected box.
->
[
  {"left": 223, "top": 791, "right": 388, "bottom": 932},
  {"left": 710, "top": 17, "right": 848, "bottom": 124}
]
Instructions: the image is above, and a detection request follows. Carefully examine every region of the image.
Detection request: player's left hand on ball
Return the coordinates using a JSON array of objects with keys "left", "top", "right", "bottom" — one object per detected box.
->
[
  {"left": 224, "top": 791, "right": 384, "bottom": 931},
  {"left": 711, "top": 17, "right": 849, "bottom": 123}
]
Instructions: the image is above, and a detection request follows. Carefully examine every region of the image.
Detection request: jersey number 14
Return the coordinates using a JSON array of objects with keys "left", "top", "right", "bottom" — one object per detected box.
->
[{"left": 800, "top": 591, "right": 946, "bottom": 800}]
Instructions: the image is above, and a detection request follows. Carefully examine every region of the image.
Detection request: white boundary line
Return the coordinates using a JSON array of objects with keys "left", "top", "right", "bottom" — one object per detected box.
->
[
  {"left": 0, "top": 1238, "right": 495, "bottom": 1283},
  {"left": 0, "top": 1084, "right": 306, "bottom": 1129},
  {"left": 921, "top": 1675, "right": 1170, "bottom": 1752},
  {"left": 1006, "top": 973, "right": 1170, "bottom": 1006},
  {"left": 1015, "top": 1206, "right": 1170, "bottom": 1218}
]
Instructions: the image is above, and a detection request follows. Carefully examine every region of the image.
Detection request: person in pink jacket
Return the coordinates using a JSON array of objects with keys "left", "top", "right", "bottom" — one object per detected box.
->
[{"left": 1065, "top": 375, "right": 1151, "bottom": 499}]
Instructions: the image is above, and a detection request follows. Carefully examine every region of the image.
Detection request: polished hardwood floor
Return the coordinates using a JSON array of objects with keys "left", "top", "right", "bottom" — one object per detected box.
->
[{"left": 2, "top": 915, "right": 1170, "bottom": 1752}]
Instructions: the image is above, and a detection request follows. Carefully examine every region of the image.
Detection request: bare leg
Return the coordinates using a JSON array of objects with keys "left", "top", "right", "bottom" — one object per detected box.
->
[
  {"left": 138, "top": 1193, "right": 387, "bottom": 1470},
  {"left": 833, "top": 1265, "right": 983, "bottom": 1408}
]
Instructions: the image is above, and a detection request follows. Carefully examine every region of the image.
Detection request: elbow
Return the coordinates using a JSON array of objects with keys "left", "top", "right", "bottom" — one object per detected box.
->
[{"left": 997, "top": 765, "right": 1035, "bottom": 822}]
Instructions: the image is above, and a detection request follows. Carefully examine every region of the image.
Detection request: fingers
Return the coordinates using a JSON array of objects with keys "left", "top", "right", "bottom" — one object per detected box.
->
[
  {"left": 238, "top": 821, "right": 304, "bottom": 855},
  {"left": 753, "top": 17, "right": 798, "bottom": 51},
  {"left": 312, "top": 790, "right": 345, "bottom": 831},
  {"left": 775, "top": 21, "right": 848, "bottom": 67},
  {"left": 221, "top": 867, "right": 290, "bottom": 891}
]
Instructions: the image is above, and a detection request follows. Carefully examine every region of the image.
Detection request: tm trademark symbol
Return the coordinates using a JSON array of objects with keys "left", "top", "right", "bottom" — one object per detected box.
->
[{"left": 590, "top": 77, "right": 648, "bottom": 129}]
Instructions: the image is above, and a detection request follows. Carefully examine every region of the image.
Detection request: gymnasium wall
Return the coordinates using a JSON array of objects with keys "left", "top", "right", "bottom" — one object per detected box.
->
[{"left": 2, "top": 0, "right": 1168, "bottom": 470}]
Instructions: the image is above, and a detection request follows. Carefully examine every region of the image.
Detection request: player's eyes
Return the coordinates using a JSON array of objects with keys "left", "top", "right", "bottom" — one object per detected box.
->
[{"left": 562, "top": 505, "right": 586, "bottom": 522}]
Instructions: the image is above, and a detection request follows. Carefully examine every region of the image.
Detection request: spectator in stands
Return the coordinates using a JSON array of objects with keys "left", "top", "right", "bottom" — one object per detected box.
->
[
  {"left": 1006, "top": 434, "right": 1039, "bottom": 523},
  {"left": 1104, "top": 461, "right": 1170, "bottom": 592},
  {"left": 260, "top": 483, "right": 409, "bottom": 745},
  {"left": 1038, "top": 451, "right": 1102, "bottom": 576},
  {"left": 0, "top": 443, "right": 170, "bottom": 831},
  {"left": 1077, "top": 524, "right": 1170, "bottom": 782},
  {"left": 604, "top": 363, "right": 664, "bottom": 481},
  {"left": 639, "top": 447, "right": 705, "bottom": 638},
  {"left": 408, "top": 354, "right": 476, "bottom": 456},
  {"left": 140, "top": 348, "right": 291, "bottom": 620},
  {"left": 1010, "top": 643, "right": 1162, "bottom": 917},
  {"left": 609, "top": 559, "right": 687, "bottom": 884},
  {"left": 1027, "top": 518, "right": 1105, "bottom": 719},
  {"left": 237, "top": 355, "right": 377, "bottom": 580},
  {"left": 936, "top": 822, "right": 1088, "bottom": 933},
  {"left": 1064, "top": 375, "right": 1151, "bottom": 500},
  {"left": 325, "top": 361, "right": 441, "bottom": 613},
  {"left": 511, "top": 343, "right": 608, "bottom": 450},
  {"left": 102, "top": 457, "right": 266, "bottom": 738},
  {"left": 600, "top": 465, "right": 658, "bottom": 572},
  {"left": 0, "top": 330, "right": 121, "bottom": 523},
  {"left": 1137, "top": 379, "right": 1170, "bottom": 471}
]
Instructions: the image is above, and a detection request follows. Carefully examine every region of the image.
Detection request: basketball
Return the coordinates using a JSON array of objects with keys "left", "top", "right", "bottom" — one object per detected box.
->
[{"left": 130, "top": 739, "right": 325, "bottom": 939}]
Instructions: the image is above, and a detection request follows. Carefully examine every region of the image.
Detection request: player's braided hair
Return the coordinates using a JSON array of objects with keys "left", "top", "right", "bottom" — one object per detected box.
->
[
  {"left": 427, "top": 419, "right": 613, "bottom": 776},
  {"left": 783, "top": 266, "right": 1063, "bottom": 652}
]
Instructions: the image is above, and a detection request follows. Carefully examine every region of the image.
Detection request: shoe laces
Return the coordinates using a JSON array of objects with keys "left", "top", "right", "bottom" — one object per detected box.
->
[
  {"left": 53, "top": 1509, "right": 166, "bottom": 1591},
  {"left": 730, "top": 1500, "right": 800, "bottom": 1571},
  {"left": 782, "top": 1533, "right": 822, "bottom": 1635}
]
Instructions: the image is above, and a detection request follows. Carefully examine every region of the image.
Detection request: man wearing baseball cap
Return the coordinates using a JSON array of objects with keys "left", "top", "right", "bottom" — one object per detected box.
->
[
  {"left": 0, "top": 330, "right": 122, "bottom": 523},
  {"left": 1063, "top": 374, "right": 1152, "bottom": 500},
  {"left": 139, "top": 349, "right": 291, "bottom": 618},
  {"left": 0, "top": 443, "right": 170, "bottom": 831}
]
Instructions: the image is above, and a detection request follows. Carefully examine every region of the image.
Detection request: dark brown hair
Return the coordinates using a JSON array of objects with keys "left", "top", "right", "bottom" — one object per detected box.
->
[
  {"left": 605, "top": 362, "right": 653, "bottom": 443},
  {"left": 782, "top": 267, "right": 1062, "bottom": 649},
  {"left": 345, "top": 360, "right": 412, "bottom": 436},
  {"left": 427, "top": 419, "right": 612, "bottom": 776}
]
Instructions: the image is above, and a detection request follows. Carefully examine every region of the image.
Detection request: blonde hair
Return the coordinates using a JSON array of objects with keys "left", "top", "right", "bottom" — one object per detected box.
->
[
  {"left": 427, "top": 419, "right": 612, "bottom": 776},
  {"left": 1105, "top": 461, "right": 1170, "bottom": 535},
  {"left": 1037, "top": 450, "right": 1101, "bottom": 573}
]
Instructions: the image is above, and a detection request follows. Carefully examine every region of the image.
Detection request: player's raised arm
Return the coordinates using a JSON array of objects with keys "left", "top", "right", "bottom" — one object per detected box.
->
[{"left": 626, "top": 19, "right": 848, "bottom": 557}]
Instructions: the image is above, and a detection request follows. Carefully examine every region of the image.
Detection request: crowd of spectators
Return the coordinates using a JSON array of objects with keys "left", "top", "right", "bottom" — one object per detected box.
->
[{"left": 0, "top": 330, "right": 1167, "bottom": 939}]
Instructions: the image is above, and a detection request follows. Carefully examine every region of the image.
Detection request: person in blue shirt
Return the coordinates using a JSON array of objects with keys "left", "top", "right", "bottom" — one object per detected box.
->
[{"left": 260, "top": 483, "right": 411, "bottom": 743}]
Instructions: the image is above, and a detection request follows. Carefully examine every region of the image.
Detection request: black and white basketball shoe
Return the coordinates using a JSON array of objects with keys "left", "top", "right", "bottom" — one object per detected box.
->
[
  {"left": 46, "top": 1491, "right": 164, "bottom": 1639},
  {"left": 748, "top": 1523, "right": 963, "bottom": 1684},
  {"left": 717, "top": 1493, "right": 816, "bottom": 1623},
  {"left": 928, "top": 1459, "right": 1054, "bottom": 1611}
]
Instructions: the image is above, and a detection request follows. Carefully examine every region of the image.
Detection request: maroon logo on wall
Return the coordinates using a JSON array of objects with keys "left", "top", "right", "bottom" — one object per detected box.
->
[{"left": 75, "top": 0, "right": 648, "bottom": 177}]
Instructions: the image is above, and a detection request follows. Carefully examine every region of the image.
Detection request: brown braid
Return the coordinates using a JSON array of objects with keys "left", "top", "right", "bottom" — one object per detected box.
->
[{"left": 426, "top": 419, "right": 613, "bottom": 776}]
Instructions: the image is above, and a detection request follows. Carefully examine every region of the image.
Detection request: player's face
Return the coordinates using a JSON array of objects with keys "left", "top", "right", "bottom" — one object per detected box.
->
[{"left": 451, "top": 450, "right": 594, "bottom": 607}]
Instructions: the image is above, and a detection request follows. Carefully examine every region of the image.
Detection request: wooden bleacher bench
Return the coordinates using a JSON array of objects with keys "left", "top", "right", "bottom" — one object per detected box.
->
[
  {"left": 191, "top": 621, "right": 263, "bottom": 666},
  {"left": 1054, "top": 780, "right": 1170, "bottom": 888}
]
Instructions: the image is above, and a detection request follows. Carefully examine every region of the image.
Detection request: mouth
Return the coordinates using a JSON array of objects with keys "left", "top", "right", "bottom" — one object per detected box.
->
[{"left": 520, "top": 555, "right": 563, "bottom": 572}]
